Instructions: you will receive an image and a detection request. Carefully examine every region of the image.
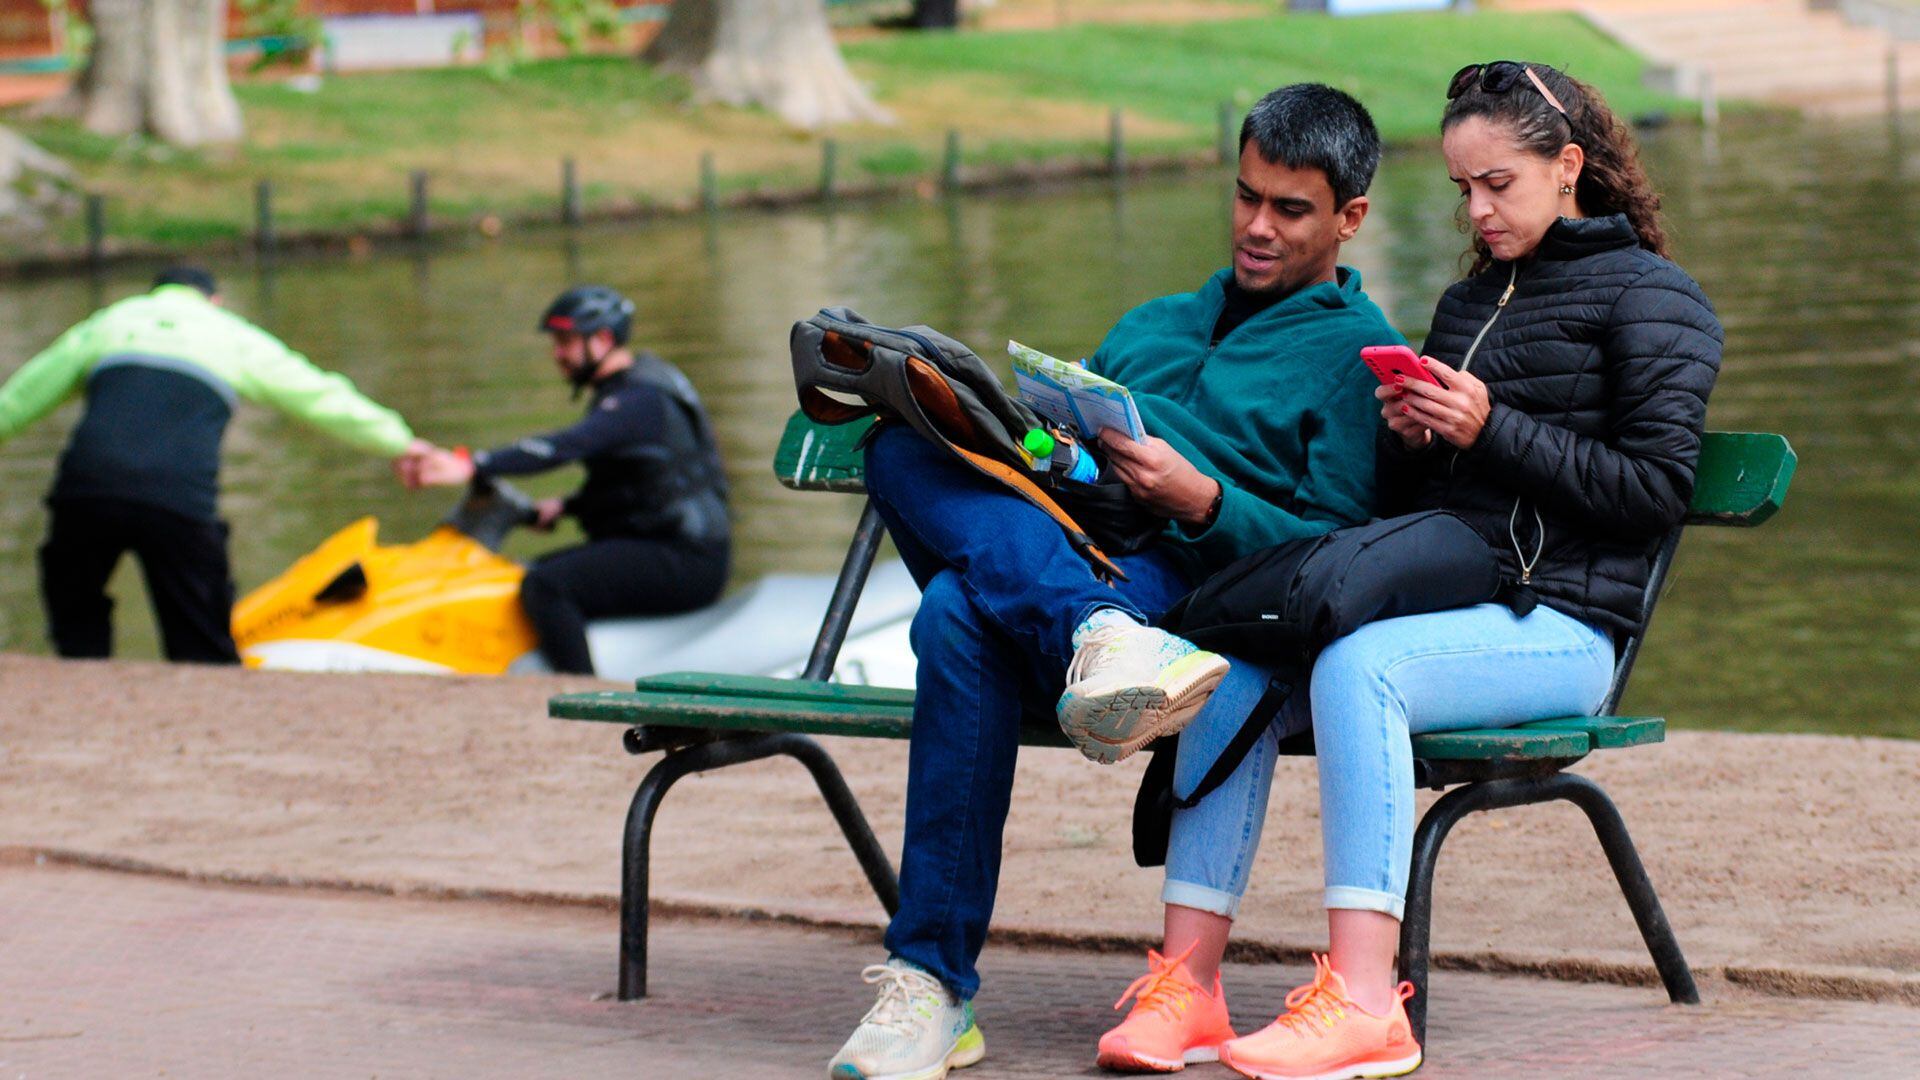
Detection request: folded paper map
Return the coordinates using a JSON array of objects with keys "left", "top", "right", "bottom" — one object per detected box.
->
[{"left": 1007, "top": 340, "right": 1146, "bottom": 442}]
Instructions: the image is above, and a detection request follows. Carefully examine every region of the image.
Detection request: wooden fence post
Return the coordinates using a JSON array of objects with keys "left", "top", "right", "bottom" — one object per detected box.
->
[
  {"left": 407, "top": 170, "right": 429, "bottom": 238},
  {"left": 255, "top": 180, "right": 276, "bottom": 254},
  {"left": 820, "top": 139, "right": 839, "bottom": 200},
  {"left": 84, "top": 194, "right": 104, "bottom": 266},
  {"left": 943, "top": 129, "right": 962, "bottom": 190},
  {"left": 561, "top": 157, "right": 582, "bottom": 226}
]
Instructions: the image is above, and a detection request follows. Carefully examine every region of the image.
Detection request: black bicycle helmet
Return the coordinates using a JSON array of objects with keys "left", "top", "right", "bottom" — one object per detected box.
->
[{"left": 538, "top": 285, "right": 635, "bottom": 346}]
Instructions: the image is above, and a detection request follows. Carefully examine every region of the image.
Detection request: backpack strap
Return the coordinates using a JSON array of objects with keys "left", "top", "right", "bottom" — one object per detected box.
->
[
  {"left": 1169, "top": 673, "right": 1295, "bottom": 810},
  {"left": 904, "top": 356, "right": 1129, "bottom": 583}
]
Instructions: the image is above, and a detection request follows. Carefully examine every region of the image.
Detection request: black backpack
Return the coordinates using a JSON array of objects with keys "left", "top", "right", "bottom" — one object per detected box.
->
[
  {"left": 1132, "top": 510, "right": 1504, "bottom": 866},
  {"left": 791, "top": 307, "right": 1163, "bottom": 580}
]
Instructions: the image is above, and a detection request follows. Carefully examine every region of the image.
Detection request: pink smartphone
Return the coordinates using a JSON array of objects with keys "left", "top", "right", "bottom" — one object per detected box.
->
[{"left": 1360, "top": 345, "right": 1443, "bottom": 388}]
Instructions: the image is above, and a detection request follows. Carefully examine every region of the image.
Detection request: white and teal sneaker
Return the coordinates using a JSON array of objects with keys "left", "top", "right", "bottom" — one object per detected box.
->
[
  {"left": 828, "top": 958, "right": 985, "bottom": 1080},
  {"left": 1057, "top": 610, "right": 1230, "bottom": 765}
]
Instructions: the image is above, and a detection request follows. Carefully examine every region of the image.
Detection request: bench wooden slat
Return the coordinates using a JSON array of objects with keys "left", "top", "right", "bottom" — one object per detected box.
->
[
  {"left": 635, "top": 671, "right": 914, "bottom": 710},
  {"left": 552, "top": 688, "right": 913, "bottom": 739},
  {"left": 1683, "top": 431, "right": 1795, "bottom": 527},
  {"left": 1408, "top": 726, "right": 1590, "bottom": 761},
  {"left": 628, "top": 674, "right": 1664, "bottom": 753},
  {"left": 774, "top": 413, "right": 874, "bottom": 494},
  {"left": 1518, "top": 715, "right": 1665, "bottom": 749},
  {"left": 772, "top": 412, "right": 1794, "bottom": 529},
  {"left": 551, "top": 688, "right": 1076, "bottom": 748},
  {"left": 553, "top": 686, "right": 1633, "bottom": 763}
]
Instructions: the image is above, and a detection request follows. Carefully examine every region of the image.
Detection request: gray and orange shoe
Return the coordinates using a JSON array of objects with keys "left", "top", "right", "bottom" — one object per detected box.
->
[
  {"left": 1057, "top": 611, "right": 1229, "bottom": 764},
  {"left": 828, "top": 958, "right": 984, "bottom": 1080}
]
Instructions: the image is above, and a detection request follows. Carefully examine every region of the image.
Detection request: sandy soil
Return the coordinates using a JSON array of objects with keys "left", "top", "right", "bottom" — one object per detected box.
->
[{"left": 2, "top": 654, "right": 1915, "bottom": 1002}]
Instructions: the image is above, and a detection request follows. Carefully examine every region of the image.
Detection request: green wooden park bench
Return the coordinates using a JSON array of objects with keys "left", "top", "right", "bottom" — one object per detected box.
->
[{"left": 551, "top": 411, "right": 1795, "bottom": 1046}]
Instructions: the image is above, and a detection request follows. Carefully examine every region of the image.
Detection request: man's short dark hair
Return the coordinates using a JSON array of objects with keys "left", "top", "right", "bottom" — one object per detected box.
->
[
  {"left": 1238, "top": 84, "right": 1382, "bottom": 208},
  {"left": 153, "top": 265, "right": 218, "bottom": 297}
]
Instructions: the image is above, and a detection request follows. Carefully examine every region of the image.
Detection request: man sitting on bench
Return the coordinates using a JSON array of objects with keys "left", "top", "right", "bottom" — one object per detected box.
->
[{"left": 829, "top": 83, "right": 1404, "bottom": 1080}]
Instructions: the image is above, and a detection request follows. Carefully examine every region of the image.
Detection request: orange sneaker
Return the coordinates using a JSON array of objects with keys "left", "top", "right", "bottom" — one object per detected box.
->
[
  {"left": 1096, "top": 945, "right": 1236, "bottom": 1073},
  {"left": 1218, "top": 955, "right": 1421, "bottom": 1080}
]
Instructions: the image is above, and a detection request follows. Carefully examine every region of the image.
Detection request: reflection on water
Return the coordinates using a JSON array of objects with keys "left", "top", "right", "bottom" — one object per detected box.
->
[{"left": 1, "top": 116, "right": 1913, "bottom": 737}]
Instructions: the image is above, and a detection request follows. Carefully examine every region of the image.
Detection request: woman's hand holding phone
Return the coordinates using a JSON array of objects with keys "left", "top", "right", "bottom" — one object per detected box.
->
[
  {"left": 1377, "top": 379, "right": 1435, "bottom": 450},
  {"left": 1391, "top": 356, "right": 1491, "bottom": 450},
  {"left": 1365, "top": 345, "right": 1440, "bottom": 450}
]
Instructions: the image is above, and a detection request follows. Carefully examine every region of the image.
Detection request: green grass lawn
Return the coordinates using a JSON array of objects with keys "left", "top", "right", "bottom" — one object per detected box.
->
[
  {"left": 845, "top": 10, "right": 1687, "bottom": 143},
  {"left": 3, "top": 9, "right": 1690, "bottom": 256}
]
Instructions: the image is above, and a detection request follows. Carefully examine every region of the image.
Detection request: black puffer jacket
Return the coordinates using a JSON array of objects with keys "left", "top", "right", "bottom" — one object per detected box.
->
[{"left": 1382, "top": 214, "right": 1723, "bottom": 640}]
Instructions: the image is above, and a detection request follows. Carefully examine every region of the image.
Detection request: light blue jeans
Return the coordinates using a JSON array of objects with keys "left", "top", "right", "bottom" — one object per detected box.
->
[{"left": 1163, "top": 602, "right": 1615, "bottom": 921}]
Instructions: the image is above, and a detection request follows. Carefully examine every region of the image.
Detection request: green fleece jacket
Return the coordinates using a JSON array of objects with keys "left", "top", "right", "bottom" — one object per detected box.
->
[{"left": 1089, "top": 266, "right": 1402, "bottom": 579}]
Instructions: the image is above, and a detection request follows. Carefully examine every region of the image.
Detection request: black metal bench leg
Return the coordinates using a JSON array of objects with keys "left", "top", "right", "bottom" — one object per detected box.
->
[
  {"left": 617, "top": 731, "right": 902, "bottom": 1001},
  {"left": 620, "top": 742, "right": 722, "bottom": 1001},
  {"left": 1396, "top": 773, "right": 1697, "bottom": 1047},
  {"left": 764, "top": 732, "right": 901, "bottom": 916},
  {"left": 1541, "top": 771, "right": 1700, "bottom": 1007},
  {"left": 1398, "top": 780, "right": 1491, "bottom": 1047}
]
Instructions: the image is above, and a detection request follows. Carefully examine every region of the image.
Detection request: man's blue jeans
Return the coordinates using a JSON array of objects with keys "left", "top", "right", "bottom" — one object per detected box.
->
[{"left": 863, "top": 425, "right": 1193, "bottom": 1000}]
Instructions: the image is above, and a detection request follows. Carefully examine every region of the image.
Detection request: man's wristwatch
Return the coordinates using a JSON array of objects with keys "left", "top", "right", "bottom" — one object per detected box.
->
[{"left": 1201, "top": 483, "right": 1224, "bottom": 528}]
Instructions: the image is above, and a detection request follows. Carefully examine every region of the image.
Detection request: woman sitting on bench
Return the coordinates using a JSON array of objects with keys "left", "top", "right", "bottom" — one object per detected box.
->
[{"left": 1095, "top": 63, "right": 1725, "bottom": 1080}]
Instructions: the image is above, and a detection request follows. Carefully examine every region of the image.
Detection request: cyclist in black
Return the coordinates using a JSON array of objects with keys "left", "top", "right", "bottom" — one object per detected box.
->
[{"left": 407, "top": 287, "right": 731, "bottom": 673}]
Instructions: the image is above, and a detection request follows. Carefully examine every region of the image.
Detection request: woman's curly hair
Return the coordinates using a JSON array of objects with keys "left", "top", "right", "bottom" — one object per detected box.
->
[{"left": 1442, "top": 63, "right": 1667, "bottom": 275}]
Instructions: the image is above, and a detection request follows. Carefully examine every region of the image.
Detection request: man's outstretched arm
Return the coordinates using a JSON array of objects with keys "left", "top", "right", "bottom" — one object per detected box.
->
[
  {"left": 236, "top": 324, "right": 415, "bottom": 456},
  {"left": 0, "top": 317, "right": 101, "bottom": 441}
]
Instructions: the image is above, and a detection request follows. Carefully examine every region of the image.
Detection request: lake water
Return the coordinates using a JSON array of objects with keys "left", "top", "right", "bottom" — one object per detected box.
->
[{"left": 1, "top": 115, "right": 1912, "bottom": 737}]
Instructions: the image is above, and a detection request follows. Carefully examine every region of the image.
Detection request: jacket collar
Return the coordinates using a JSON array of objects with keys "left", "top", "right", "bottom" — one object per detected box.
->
[
  {"left": 150, "top": 283, "right": 214, "bottom": 304},
  {"left": 1530, "top": 213, "right": 1639, "bottom": 263},
  {"left": 1206, "top": 265, "right": 1363, "bottom": 318}
]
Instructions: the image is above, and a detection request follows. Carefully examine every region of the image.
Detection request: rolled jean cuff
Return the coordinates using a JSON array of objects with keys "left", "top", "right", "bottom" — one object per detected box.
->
[
  {"left": 1162, "top": 878, "right": 1243, "bottom": 919},
  {"left": 1324, "top": 886, "right": 1404, "bottom": 921}
]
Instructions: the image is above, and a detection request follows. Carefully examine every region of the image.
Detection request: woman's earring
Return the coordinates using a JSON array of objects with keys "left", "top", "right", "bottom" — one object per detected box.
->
[{"left": 1560, "top": 184, "right": 1576, "bottom": 195}]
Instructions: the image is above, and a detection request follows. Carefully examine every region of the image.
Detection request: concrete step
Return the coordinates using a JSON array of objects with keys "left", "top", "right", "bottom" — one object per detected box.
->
[
  {"left": 1487, "top": 0, "right": 1767, "bottom": 11},
  {"left": 1621, "top": 22, "right": 1888, "bottom": 57},
  {"left": 1705, "top": 49, "right": 1920, "bottom": 76},
  {"left": 1482, "top": 0, "right": 1920, "bottom": 116}
]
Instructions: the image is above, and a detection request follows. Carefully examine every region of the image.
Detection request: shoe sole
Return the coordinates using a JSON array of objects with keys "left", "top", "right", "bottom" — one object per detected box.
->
[
  {"left": 831, "top": 1024, "right": 985, "bottom": 1080},
  {"left": 1220, "top": 1049, "right": 1421, "bottom": 1080},
  {"left": 1059, "top": 651, "right": 1230, "bottom": 764},
  {"left": 1096, "top": 1043, "right": 1222, "bottom": 1072}
]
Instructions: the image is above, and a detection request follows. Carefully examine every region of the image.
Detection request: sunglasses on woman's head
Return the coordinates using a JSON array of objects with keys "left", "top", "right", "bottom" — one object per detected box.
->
[{"left": 1448, "top": 61, "right": 1569, "bottom": 120}]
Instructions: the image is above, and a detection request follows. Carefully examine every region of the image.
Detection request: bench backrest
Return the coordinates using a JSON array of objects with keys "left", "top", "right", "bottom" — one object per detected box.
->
[{"left": 774, "top": 412, "right": 1797, "bottom": 704}]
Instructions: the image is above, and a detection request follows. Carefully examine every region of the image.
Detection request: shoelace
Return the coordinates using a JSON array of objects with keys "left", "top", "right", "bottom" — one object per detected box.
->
[
  {"left": 857, "top": 963, "right": 947, "bottom": 1038},
  {"left": 1065, "top": 622, "right": 1134, "bottom": 685},
  {"left": 1269, "top": 956, "right": 1418, "bottom": 1039},
  {"left": 1113, "top": 943, "right": 1202, "bottom": 1021},
  {"left": 1271, "top": 955, "right": 1352, "bottom": 1038}
]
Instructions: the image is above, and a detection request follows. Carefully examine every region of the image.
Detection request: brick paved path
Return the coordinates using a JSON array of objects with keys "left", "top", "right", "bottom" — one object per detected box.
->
[{"left": 2, "top": 861, "right": 1914, "bottom": 1079}]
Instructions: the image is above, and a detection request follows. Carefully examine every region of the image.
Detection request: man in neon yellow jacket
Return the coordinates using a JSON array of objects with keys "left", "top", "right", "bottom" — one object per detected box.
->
[{"left": 0, "top": 266, "right": 426, "bottom": 663}]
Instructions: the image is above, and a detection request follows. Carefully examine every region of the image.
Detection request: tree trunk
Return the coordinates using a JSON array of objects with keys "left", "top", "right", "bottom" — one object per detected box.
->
[
  {"left": 66, "top": 0, "right": 245, "bottom": 147},
  {"left": 913, "top": 0, "right": 960, "bottom": 29},
  {"left": 644, "top": 0, "right": 891, "bottom": 129},
  {"left": 0, "top": 125, "right": 79, "bottom": 235}
]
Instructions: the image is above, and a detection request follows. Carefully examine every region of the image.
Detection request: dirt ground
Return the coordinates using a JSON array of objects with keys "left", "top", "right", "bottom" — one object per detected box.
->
[{"left": 2, "top": 654, "right": 1915, "bottom": 1003}]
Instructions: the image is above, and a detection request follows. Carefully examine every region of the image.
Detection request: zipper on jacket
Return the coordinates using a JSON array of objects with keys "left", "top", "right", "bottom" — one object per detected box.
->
[
  {"left": 1508, "top": 497, "right": 1545, "bottom": 585},
  {"left": 1446, "top": 263, "right": 1519, "bottom": 480},
  {"left": 1466, "top": 265, "right": 1544, "bottom": 597},
  {"left": 1459, "top": 263, "right": 1518, "bottom": 375}
]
